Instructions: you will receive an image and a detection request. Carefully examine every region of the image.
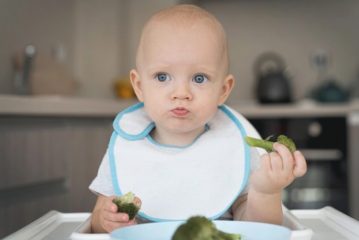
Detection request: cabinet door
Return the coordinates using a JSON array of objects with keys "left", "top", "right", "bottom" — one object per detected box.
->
[
  {"left": 64, "top": 118, "right": 113, "bottom": 212},
  {"left": 0, "top": 116, "right": 113, "bottom": 237},
  {"left": 0, "top": 117, "right": 67, "bottom": 189},
  {"left": 0, "top": 117, "right": 69, "bottom": 237}
]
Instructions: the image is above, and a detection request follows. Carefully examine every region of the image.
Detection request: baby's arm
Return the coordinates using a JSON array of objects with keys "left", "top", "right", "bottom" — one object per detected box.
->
[
  {"left": 91, "top": 195, "right": 140, "bottom": 233},
  {"left": 233, "top": 143, "right": 307, "bottom": 224}
]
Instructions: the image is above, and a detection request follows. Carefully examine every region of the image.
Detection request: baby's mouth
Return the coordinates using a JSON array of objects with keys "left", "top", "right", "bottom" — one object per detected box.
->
[{"left": 171, "top": 107, "right": 189, "bottom": 117}]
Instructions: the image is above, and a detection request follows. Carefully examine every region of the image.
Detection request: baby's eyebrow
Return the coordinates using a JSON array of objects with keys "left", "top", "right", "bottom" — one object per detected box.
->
[
  {"left": 145, "top": 64, "right": 218, "bottom": 77},
  {"left": 146, "top": 64, "right": 171, "bottom": 72},
  {"left": 194, "top": 66, "right": 216, "bottom": 76}
]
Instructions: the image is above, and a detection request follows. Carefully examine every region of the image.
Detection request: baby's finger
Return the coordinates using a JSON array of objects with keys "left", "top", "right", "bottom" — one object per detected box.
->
[
  {"left": 103, "top": 220, "right": 122, "bottom": 232},
  {"left": 269, "top": 151, "right": 283, "bottom": 172},
  {"left": 104, "top": 211, "right": 129, "bottom": 223},
  {"left": 273, "top": 142, "right": 294, "bottom": 173},
  {"left": 260, "top": 153, "right": 272, "bottom": 171},
  {"left": 293, "top": 151, "right": 307, "bottom": 177},
  {"left": 103, "top": 218, "right": 135, "bottom": 232},
  {"left": 105, "top": 197, "right": 118, "bottom": 212}
]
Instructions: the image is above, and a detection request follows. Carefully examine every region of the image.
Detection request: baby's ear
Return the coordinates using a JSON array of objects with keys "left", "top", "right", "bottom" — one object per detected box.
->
[
  {"left": 218, "top": 74, "right": 235, "bottom": 105},
  {"left": 130, "top": 69, "right": 144, "bottom": 102}
]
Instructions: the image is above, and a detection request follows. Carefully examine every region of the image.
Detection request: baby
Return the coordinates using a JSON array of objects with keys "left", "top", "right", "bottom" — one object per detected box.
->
[{"left": 89, "top": 4, "right": 307, "bottom": 233}]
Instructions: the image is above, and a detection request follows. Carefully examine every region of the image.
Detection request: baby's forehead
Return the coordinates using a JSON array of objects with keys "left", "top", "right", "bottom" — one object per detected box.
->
[
  {"left": 140, "top": 20, "right": 226, "bottom": 61},
  {"left": 136, "top": 5, "right": 229, "bottom": 72},
  {"left": 143, "top": 6, "right": 225, "bottom": 40},
  {"left": 148, "top": 18, "right": 221, "bottom": 38}
]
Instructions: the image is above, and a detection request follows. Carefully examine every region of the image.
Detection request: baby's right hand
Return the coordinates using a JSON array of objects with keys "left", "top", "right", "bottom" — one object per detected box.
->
[{"left": 94, "top": 195, "right": 141, "bottom": 233}]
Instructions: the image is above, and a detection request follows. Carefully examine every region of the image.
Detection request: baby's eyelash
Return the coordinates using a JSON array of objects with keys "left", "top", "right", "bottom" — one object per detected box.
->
[
  {"left": 152, "top": 72, "right": 162, "bottom": 78},
  {"left": 200, "top": 73, "right": 210, "bottom": 80}
]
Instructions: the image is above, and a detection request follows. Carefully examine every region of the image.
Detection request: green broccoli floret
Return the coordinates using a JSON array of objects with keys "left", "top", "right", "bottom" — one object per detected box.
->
[
  {"left": 172, "top": 216, "right": 241, "bottom": 240},
  {"left": 217, "top": 230, "right": 242, "bottom": 240},
  {"left": 245, "top": 134, "right": 297, "bottom": 153},
  {"left": 112, "top": 192, "right": 140, "bottom": 220}
]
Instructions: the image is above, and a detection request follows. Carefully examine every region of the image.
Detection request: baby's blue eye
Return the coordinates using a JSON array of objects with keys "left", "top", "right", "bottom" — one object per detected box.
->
[
  {"left": 155, "top": 73, "right": 170, "bottom": 82},
  {"left": 193, "top": 74, "right": 208, "bottom": 84}
]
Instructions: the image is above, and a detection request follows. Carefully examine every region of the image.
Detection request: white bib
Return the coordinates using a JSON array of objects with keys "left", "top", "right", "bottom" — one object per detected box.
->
[{"left": 108, "top": 103, "right": 254, "bottom": 222}]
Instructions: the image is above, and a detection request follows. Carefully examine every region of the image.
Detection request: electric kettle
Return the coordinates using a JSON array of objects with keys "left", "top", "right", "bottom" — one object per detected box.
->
[{"left": 254, "top": 52, "right": 292, "bottom": 104}]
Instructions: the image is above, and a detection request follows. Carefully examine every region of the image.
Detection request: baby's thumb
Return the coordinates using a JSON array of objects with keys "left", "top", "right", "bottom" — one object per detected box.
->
[
  {"left": 134, "top": 197, "right": 142, "bottom": 208},
  {"left": 293, "top": 151, "right": 307, "bottom": 177}
]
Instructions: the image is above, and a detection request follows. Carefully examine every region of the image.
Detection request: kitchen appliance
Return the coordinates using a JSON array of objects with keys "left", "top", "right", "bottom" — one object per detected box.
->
[
  {"left": 249, "top": 117, "right": 349, "bottom": 214},
  {"left": 254, "top": 52, "right": 292, "bottom": 104}
]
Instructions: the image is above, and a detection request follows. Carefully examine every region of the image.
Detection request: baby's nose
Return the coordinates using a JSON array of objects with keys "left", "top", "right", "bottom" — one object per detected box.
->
[{"left": 171, "top": 82, "right": 193, "bottom": 100}]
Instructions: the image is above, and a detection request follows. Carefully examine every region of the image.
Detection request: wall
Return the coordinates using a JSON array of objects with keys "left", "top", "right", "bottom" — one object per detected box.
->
[
  {"left": 198, "top": 0, "right": 359, "bottom": 101},
  {"left": 0, "top": 0, "right": 75, "bottom": 94},
  {"left": 0, "top": 0, "right": 178, "bottom": 98},
  {"left": 73, "top": 0, "right": 125, "bottom": 98},
  {"left": 1, "top": 0, "right": 358, "bottom": 100},
  {"left": 73, "top": 0, "right": 177, "bottom": 98}
]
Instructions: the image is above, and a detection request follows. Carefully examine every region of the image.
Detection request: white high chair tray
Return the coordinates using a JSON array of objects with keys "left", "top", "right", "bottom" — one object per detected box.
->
[
  {"left": 4, "top": 207, "right": 359, "bottom": 240},
  {"left": 290, "top": 207, "right": 359, "bottom": 240}
]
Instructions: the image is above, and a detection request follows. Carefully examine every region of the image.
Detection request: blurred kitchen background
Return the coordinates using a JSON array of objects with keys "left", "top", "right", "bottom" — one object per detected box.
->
[{"left": 1, "top": 0, "right": 359, "bottom": 237}]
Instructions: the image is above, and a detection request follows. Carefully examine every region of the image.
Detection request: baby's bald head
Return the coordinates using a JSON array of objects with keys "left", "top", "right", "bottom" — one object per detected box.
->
[{"left": 135, "top": 4, "right": 229, "bottom": 74}]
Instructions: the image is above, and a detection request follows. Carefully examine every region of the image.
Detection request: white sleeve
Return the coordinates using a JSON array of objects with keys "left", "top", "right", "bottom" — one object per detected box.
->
[{"left": 88, "top": 150, "right": 115, "bottom": 197}]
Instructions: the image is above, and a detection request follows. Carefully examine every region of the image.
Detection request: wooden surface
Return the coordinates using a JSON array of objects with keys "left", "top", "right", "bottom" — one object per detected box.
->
[{"left": 1, "top": 94, "right": 359, "bottom": 118}]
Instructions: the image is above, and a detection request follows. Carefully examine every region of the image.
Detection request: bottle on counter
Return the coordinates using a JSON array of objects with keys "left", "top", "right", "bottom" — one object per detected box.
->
[{"left": 13, "top": 44, "right": 36, "bottom": 95}]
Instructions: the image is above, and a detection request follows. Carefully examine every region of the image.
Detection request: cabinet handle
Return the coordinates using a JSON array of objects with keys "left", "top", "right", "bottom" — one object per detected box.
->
[
  {"left": 300, "top": 149, "right": 343, "bottom": 161},
  {"left": 349, "top": 112, "right": 359, "bottom": 125}
]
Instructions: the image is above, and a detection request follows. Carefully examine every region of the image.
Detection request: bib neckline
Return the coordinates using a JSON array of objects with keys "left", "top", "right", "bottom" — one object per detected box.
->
[
  {"left": 145, "top": 124, "right": 210, "bottom": 149},
  {"left": 113, "top": 102, "right": 154, "bottom": 140}
]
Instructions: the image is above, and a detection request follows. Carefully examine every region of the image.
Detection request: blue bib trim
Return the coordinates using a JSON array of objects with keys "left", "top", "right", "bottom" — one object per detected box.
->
[
  {"left": 218, "top": 105, "right": 251, "bottom": 210},
  {"left": 113, "top": 102, "right": 155, "bottom": 141}
]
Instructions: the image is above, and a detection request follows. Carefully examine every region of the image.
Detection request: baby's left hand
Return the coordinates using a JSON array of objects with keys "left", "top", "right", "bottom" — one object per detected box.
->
[{"left": 250, "top": 142, "right": 307, "bottom": 195}]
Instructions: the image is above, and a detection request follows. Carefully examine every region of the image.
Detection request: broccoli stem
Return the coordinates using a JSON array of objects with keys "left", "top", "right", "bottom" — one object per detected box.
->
[
  {"left": 245, "top": 135, "right": 297, "bottom": 153},
  {"left": 245, "top": 136, "right": 274, "bottom": 152}
]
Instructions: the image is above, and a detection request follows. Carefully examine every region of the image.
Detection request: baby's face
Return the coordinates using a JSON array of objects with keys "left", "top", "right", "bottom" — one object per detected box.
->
[{"left": 131, "top": 20, "right": 233, "bottom": 142}]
